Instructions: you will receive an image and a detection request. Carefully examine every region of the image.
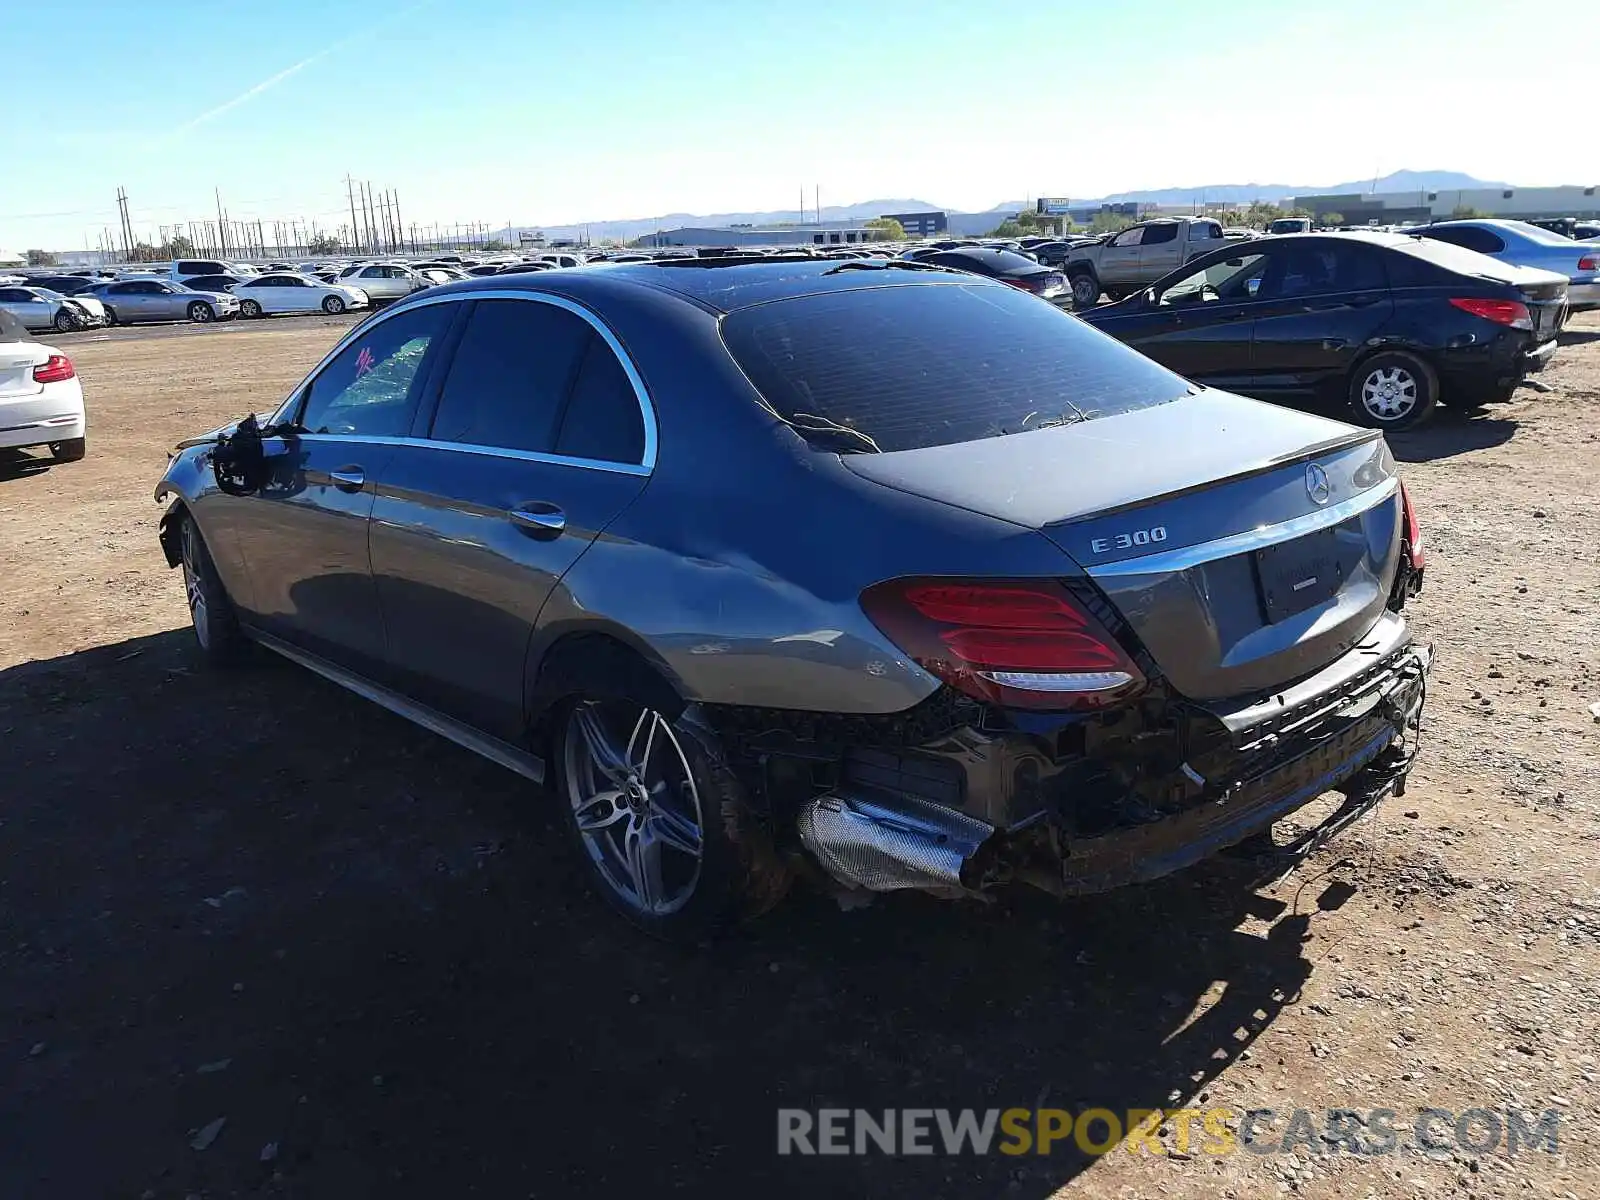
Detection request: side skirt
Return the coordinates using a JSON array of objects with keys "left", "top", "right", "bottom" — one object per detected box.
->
[{"left": 247, "top": 628, "right": 546, "bottom": 785}]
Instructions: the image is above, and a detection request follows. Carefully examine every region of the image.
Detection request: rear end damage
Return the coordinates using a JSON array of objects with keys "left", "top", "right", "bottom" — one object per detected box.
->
[
  {"left": 711, "top": 615, "right": 1427, "bottom": 900},
  {"left": 706, "top": 451, "right": 1430, "bottom": 901}
]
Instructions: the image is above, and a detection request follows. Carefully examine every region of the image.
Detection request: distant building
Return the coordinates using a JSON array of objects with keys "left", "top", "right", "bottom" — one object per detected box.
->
[
  {"left": 881, "top": 211, "right": 947, "bottom": 237},
  {"left": 1066, "top": 201, "right": 1142, "bottom": 225},
  {"left": 1290, "top": 184, "right": 1600, "bottom": 223},
  {"left": 637, "top": 225, "right": 886, "bottom": 248}
]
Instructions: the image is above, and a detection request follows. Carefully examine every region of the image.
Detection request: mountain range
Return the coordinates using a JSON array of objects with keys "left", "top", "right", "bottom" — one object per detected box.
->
[{"left": 520, "top": 171, "right": 1508, "bottom": 244}]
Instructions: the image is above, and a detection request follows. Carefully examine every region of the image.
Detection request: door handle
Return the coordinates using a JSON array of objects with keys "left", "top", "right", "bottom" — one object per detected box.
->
[
  {"left": 329, "top": 466, "right": 365, "bottom": 492},
  {"left": 509, "top": 505, "right": 566, "bottom": 539}
]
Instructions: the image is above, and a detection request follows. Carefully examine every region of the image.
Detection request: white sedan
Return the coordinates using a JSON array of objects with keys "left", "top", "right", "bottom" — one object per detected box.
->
[
  {"left": 0, "top": 310, "right": 86, "bottom": 462},
  {"left": 231, "top": 272, "right": 370, "bottom": 318}
]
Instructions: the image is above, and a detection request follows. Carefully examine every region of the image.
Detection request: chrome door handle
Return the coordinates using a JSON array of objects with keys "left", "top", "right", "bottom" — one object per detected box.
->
[
  {"left": 329, "top": 466, "right": 365, "bottom": 492},
  {"left": 509, "top": 506, "right": 566, "bottom": 538}
]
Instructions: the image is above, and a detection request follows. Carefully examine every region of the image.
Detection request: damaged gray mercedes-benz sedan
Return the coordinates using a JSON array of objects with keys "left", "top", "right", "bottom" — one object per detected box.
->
[{"left": 153, "top": 257, "right": 1429, "bottom": 936}]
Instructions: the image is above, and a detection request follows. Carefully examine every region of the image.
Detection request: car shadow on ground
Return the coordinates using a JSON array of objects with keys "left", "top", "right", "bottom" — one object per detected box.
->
[
  {"left": 1558, "top": 328, "right": 1600, "bottom": 347},
  {"left": 1, "top": 630, "right": 1363, "bottom": 1198},
  {"left": 1385, "top": 410, "right": 1518, "bottom": 462},
  {"left": 0, "top": 447, "right": 54, "bottom": 481}
]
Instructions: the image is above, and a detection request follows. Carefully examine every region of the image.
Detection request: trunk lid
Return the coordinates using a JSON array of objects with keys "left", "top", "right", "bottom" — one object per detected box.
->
[
  {"left": 843, "top": 389, "right": 1403, "bottom": 701},
  {"left": 1514, "top": 276, "right": 1567, "bottom": 341},
  {"left": 0, "top": 342, "right": 47, "bottom": 399}
]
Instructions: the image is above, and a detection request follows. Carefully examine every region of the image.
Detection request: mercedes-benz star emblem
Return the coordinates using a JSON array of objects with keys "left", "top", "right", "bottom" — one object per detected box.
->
[{"left": 1305, "top": 462, "right": 1332, "bottom": 505}]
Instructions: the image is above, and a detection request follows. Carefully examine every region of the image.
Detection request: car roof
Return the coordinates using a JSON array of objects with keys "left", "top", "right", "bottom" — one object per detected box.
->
[{"left": 402, "top": 257, "right": 982, "bottom": 316}]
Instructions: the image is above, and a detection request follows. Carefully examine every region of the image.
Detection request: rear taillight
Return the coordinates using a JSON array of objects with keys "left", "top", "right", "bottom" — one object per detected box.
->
[
  {"left": 1399, "top": 481, "right": 1425, "bottom": 571},
  {"left": 1449, "top": 297, "right": 1532, "bottom": 330},
  {"left": 33, "top": 355, "right": 75, "bottom": 383},
  {"left": 1579, "top": 255, "right": 1597, "bottom": 271},
  {"left": 860, "top": 578, "right": 1146, "bottom": 711},
  {"left": 1005, "top": 277, "right": 1042, "bottom": 293}
]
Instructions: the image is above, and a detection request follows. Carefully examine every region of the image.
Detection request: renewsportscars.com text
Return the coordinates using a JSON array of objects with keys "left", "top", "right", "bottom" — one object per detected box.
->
[{"left": 777, "top": 1106, "right": 1561, "bottom": 1158}]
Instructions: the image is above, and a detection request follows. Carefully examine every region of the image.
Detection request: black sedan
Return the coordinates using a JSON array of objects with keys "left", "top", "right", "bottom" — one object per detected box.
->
[
  {"left": 1080, "top": 233, "right": 1567, "bottom": 429},
  {"left": 921, "top": 247, "right": 1067, "bottom": 302},
  {"left": 183, "top": 274, "right": 251, "bottom": 294}
]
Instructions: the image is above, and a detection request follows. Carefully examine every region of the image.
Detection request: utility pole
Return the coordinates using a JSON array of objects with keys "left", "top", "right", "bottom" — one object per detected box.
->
[
  {"left": 815, "top": 185, "right": 820, "bottom": 229},
  {"left": 345, "top": 176, "right": 360, "bottom": 254},
  {"left": 215, "top": 190, "right": 228, "bottom": 257}
]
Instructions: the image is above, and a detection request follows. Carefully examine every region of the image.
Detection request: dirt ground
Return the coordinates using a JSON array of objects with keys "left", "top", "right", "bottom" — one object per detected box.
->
[{"left": 2, "top": 313, "right": 1597, "bottom": 1199}]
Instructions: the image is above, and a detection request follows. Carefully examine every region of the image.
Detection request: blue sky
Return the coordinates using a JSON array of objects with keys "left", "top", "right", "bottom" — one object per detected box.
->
[{"left": 2, "top": 0, "right": 1575, "bottom": 250}]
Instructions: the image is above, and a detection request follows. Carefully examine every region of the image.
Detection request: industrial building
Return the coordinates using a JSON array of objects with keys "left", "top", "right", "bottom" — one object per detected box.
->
[
  {"left": 635, "top": 225, "right": 890, "bottom": 249},
  {"left": 881, "top": 210, "right": 947, "bottom": 237},
  {"left": 1290, "top": 184, "right": 1600, "bottom": 224}
]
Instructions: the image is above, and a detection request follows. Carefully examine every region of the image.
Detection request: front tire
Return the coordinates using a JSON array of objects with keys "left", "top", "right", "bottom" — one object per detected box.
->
[
  {"left": 53, "top": 310, "right": 79, "bottom": 333},
  {"left": 188, "top": 302, "right": 213, "bottom": 324},
  {"left": 555, "top": 698, "right": 787, "bottom": 938},
  {"left": 102, "top": 307, "right": 118, "bottom": 327},
  {"left": 50, "top": 437, "right": 86, "bottom": 462},
  {"left": 179, "top": 513, "right": 247, "bottom": 665},
  {"left": 239, "top": 299, "right": 263, "bottom": 319},
  {"left": 322, "top": 295, "right": 346, "bottom": 315},
  {"left": 1348, "top": 351, "right": 1437, "bottom": 430}
]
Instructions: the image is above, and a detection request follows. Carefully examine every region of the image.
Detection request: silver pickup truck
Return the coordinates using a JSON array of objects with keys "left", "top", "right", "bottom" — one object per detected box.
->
[{"left": 1062, "top": 217, "right": 1229, "bottom": 307}]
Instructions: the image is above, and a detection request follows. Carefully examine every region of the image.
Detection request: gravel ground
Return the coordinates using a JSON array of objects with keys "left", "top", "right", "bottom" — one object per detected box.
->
[{"left": 1, "top": 314, "right": 1596, "bottom": 1199}]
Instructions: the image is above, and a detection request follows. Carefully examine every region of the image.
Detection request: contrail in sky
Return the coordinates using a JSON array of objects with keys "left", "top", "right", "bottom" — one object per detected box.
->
[{"left": 165, "top": 0, "right": 433, "bottom": 139}]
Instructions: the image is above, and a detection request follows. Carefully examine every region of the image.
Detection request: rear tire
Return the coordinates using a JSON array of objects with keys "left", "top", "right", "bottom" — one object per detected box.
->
[
  {"left": 554, "top": 698, "right": 788, "bottom": 939},
  {"left": 1068, "top": 270, "right": 1101, "bottom": 309},
  {"left": 179, "top": 512, "right": 248, "bottom": 665},
  {"left": 50, "top": 437, "right": 86, "bottom": 463},
  {"left": 188, "top": 302, "right": 213, "bottom": 324},
  {"left": 1348, "top": 351, "right": 1437, "bottom": 431}
]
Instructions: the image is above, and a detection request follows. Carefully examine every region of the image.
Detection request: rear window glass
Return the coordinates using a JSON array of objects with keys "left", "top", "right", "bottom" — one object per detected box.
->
[
  {"left": 721, "top": 281, "right": 1193, "bottom": 454},
  {"left": 1393, "top": 237, "right": 1518, "bottom": 280}
]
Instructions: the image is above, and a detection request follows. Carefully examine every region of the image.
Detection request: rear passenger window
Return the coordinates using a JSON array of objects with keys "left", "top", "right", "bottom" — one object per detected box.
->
[
  {"left": 300, "top": 303, "right": 450, "bottom": 436},
  {"left": 429, "top": 299, "right": 589, "bottom": 452},
  {"left": 1141, "top": 224, "right": 1179, "bottom": 245},
  {"left": 555, "top": 335, "right": 646, "bottom": 465}
]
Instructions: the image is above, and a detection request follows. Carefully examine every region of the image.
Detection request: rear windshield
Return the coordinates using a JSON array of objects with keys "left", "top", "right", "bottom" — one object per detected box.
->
[
  {"left": 1393, "top": 236, "right": 1517, "bottom": 279},
  {"left": 721, "top": 281, "right": 1193, "bottom": 453}
]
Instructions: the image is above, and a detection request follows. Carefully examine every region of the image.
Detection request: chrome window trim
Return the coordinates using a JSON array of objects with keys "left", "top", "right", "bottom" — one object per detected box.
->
[
  {"left": 275, "top": 288, "right": 659, "bottom": 472},
  {"left": 290, "top": 432, "right": 650, "bottom": 477},
  {"left": 1083, "top": 479, "right": 1399, "bottom": 578}
]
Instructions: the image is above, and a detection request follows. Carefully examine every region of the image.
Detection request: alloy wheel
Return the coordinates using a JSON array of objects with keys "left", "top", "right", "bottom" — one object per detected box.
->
[
  {"left": 563, "top": 701, "right": 705, "bottom": 917},
  {"left": 1360, "top": 365, "right": 1417, "bottom": 421},
  {"left": 181, "top": 521, "right": 211, "bottom": 649},
  {"left": 190, "top": 303, "right": 212, "bottom": 323}
]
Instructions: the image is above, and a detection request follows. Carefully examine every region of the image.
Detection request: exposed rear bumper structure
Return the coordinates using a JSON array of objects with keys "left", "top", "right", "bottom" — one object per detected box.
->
[{"left": 784, "top": 624, "right": 1430, "bottom": 901}]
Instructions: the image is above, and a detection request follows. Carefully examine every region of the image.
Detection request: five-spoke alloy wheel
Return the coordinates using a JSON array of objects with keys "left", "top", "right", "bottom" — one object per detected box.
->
[{"left": 563, "top": 700, "right": 705, "bottom": 918}]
